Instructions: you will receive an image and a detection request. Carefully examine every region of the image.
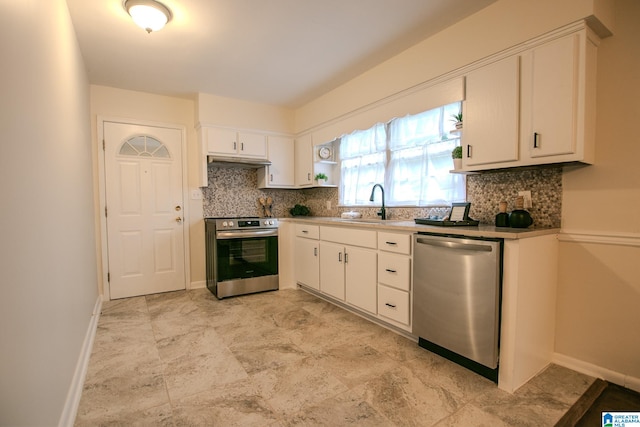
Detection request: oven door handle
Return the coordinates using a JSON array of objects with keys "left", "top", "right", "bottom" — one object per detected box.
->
[{"left": 216, "top": 229, "right": 278, "bottom": 239}]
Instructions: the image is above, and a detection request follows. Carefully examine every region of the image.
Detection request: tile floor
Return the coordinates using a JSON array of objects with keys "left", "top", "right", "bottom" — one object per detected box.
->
[{"left": 75, "top": 288, "right": 594, "bottom": 426}]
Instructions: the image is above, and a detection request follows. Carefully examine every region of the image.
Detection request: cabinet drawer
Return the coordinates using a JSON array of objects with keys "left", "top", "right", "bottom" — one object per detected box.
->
[
  {"left": 320, "top": 226, "right": 377, "bottom": 249},
  {"left": 295, "top": 224, "right": 319, "bottom": 239},
  {"left": 378, "top": 232, "right": 411, "bottom": 255},
  {"left": 378, "top": 285, "right": 410, "bottom": 325},
  {"left": 378, "top": 253, "right": 410, "bottom": 291}
]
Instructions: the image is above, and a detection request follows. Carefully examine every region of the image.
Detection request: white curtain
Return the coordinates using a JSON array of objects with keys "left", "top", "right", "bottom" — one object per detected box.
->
[
  {"left": 387, "top": 104, "right": 465, "bottom": 205},
  {"left": 340, "top": 124, "right": 386, "bottom": 205},
  {"left": 339, "top": 103, "right": 465, "bottom": 207}
]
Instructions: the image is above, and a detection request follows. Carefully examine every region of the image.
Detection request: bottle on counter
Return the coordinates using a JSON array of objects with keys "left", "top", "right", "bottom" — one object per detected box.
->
[
  {"left": 509, "top": 196, "right": 533, "bottom": 228},
  {"left": 495, "top": 201, "right": 510, "bottom": 227}
]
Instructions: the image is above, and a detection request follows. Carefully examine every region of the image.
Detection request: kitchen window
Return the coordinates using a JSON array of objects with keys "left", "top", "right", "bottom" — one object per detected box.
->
[{"left": 339, "top": 102, "right": 465, "bottom": 206}]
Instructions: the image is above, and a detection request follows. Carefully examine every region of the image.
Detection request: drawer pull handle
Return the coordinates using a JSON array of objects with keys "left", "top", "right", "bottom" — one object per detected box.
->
[
  {"left": 385, "top": 268, "right": 397, "bottom": 273},
  {"left": 302, "top": 230, "right": 308, "bottom": 233},
  {"left": 385, "top": 303, "right": 396, "bottom": 308},
  {"left": 385, "top": 241, "right": 397, "bottom": 245}
]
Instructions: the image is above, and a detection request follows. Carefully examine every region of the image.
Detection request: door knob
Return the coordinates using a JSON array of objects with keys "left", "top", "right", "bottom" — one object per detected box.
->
[
  {"left": 175, "top": 205, "right": 181, "bottom": 211},
  {"left": 176, "top": 217, "right": 183, "bottom": 224}
]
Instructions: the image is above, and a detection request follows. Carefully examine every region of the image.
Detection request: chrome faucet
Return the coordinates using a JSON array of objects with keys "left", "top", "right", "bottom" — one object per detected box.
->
[{"left": 369, "top": 184, "right": 386, "bottom": 220}]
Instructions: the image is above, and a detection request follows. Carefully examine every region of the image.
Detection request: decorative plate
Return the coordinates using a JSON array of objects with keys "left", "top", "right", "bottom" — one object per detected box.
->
[{"left": 318, "top": 146, "right": 332, "bottom": 160}]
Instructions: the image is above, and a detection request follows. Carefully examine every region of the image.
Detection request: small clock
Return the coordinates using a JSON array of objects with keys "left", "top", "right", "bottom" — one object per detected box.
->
[{"left": 318, "top": 146, "right": 332, "bottom": 160}]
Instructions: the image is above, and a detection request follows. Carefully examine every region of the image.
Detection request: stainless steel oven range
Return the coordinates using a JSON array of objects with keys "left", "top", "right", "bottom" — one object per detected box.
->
[{"left": 205, "top": 217, "right": 279, "bottom": 299}]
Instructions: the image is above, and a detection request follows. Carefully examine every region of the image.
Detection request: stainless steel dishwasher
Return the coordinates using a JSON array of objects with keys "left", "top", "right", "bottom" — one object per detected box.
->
[{"left": 412, "top": 233, "right": 502, "bottom": 382}]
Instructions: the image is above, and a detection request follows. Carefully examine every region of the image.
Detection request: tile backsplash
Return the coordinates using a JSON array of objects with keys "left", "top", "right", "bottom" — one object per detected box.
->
[
  {"left": 203, "top": 165, "right": 562, "bottom": 228},
  {"left": 202, "top": 167, "right": 302, "bottom": 218}
]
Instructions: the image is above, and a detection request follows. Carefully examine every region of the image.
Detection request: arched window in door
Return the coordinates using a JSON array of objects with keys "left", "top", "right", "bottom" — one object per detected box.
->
[{"left": 119, "top": 135, "right": 170, "bottom": 158}]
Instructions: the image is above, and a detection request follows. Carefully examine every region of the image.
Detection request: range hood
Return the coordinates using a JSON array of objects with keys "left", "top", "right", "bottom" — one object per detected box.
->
[{"left": 207, "top": 155, "right": 271, "bottom": 168}]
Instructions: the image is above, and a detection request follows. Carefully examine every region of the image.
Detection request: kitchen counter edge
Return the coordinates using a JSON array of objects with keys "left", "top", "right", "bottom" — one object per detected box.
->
[{"left": 280, "top": 217, "right": 559, "bottom": 240}]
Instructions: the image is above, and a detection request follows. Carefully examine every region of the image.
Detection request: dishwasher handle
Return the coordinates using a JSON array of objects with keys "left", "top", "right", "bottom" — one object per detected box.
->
[{"left": 415, "top": 237, "right": 493, "bottom": 252}]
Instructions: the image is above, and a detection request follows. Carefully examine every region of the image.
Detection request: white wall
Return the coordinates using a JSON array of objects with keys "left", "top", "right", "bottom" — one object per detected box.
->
[
  {"left": 196, "top": 92, "right": 294, "bottom": 133},
  {"left": 295, "top": 0, "right": 611, "bottom": 133},
  {"left": 556, "top": 0, "right": 640, "bottom": 385},
  {"left": 0, "top": 0, "right": 98, "bottom": 425}
]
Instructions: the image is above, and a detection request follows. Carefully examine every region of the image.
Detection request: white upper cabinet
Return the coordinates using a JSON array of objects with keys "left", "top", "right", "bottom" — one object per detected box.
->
[
  {"left": 205, "top": 126, "right": 267, "bottom": 158},
  {"left": 522, "top": 30, "right": 597, "bottom": 164},
  {"left": 294, "top": 133, "right": 314, "bottom": 187},
  {"left": 464, "top": 55, "right": 521, "bottom": 168},
  {"left": 258, "top": 136, "right": 295, "bottom": 188},
  {"left": 460, "top": 24, "right": 598, "bottom": 172}
]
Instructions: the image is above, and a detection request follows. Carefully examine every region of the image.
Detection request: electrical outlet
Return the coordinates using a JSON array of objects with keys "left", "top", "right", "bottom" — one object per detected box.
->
[
  {"left": 190, "top": 188, "right": 203, "bottom": 200},
  {"left": 326, "top": 200, "right": 332, "bottom": 210},
  {"left": 518, "top": 190, "right": 532, "bottom": 209}
]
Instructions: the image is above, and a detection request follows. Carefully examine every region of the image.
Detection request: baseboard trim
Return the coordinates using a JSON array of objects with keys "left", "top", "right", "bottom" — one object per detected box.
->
[
  {"left": 189, "top": 280, "right": 206, "bottom": 290},
  {"left": 58, "top": 295, "right": 102, "bottom": 427},
  {"left": 552, "top": 352, "right": 640, "bottom": 393}
]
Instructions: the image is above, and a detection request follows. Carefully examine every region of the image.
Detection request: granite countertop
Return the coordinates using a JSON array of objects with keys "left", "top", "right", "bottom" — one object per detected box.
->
[{"left": 281, "top": 216, "right": 559, "bottom": 240}]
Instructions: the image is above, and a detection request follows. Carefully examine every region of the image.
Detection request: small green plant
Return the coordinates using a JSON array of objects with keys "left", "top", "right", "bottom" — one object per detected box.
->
[
  {"left": 451, "top": 146, "right": 463, "bottom": 159},
  {"left": 314, "top": 173, "right": 328, "bottom": 180},
  {"left": 450, "top": 112, "right": 463, "bottom": 123},
  {"left": 289, "top": 204, "right": 311, "bottom": 216}
]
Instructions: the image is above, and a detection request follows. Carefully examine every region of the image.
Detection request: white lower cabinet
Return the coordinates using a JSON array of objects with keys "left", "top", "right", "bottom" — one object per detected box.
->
[
  {"left": 292, "top": 224, "right": 412, "bottom": 331},
  {"left": 377, "top": 252, "right": 410, "bottom": 291},
  {"left": 294, "top": 225, "right": 320, "bottom": 290},
  {"left": 378, "top": 284, "right": 410, "bottom": 325},
  {"left": 295, "top": 238, "right": 319, "bottom": 290},
  {"left": 345, "top": 246, "right": 377, "bottom": 314},
  {"left": 319, "top": 241, "right": 377, "bottom": 314},
  {"left": 376, "top": 231, "right": 412, "bottom": 328},
  {"left": 319, "top": 241, "right": 345, "bottom": 300}
]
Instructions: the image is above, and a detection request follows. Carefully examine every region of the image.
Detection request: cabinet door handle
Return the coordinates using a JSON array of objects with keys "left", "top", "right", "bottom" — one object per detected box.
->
[
  {"left": 241, "top": 142, "right": 244, "bottom": 151},
  {"left": 344, "top": 253, "right": 348, "bottom": 263},
  {"left": 233, "top": 141, "right": 237, "bottom": 150},
  {"left": 385, "top": 268, "right": 397, "bottom": 273},
  {"left": 314, "top": 247, "right": 317, "bottom": 257},
  {"left": 385, "top": 303, "right": 396, "bottom": 308},
  {"left": 385, "top": 241, "right": 397, "bottom": 246},
  {"left": 466, "top": 144, "right": 472, "bottom": 158},
  {"left": 338, "top": 252, "right": 342, "bottom": 262},
  {"left": 307, "top": 172, "right": 311, "bottom": 181},
  {"left": 270, "top": 174, "right": 273, "bottom": 182},
  {"left": 533, "top": 132, "right": 540, "bottom": 148}
]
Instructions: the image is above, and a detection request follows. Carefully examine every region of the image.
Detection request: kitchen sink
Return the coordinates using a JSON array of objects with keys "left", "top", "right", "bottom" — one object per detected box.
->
[{"left": 339, "top": 218, "right": 383, "bottom": 223}]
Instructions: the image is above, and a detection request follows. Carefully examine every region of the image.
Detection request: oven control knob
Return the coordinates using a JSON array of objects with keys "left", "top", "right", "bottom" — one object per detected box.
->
[{"left": 228, "top": 221, "right": 234, "bottom": 227}]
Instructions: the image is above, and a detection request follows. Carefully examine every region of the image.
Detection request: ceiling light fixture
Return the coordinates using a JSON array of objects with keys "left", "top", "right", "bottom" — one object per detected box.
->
[{"left": 124, "top": 0, "right": 172, "bottom": 33}]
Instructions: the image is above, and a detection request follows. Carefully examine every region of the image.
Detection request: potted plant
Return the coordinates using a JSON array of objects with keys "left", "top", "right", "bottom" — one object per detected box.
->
[
  {"left": 289, "top": 204, "right": 311, "bottom": 216},
  {"left": 315, "top": 173, "right": 328, "bottom": 186},
  {"left": 450, "top": 112, "right": 463, "bottom": 129},
  {"left": 451, "top": 146, "right": 463, "bottom": 170}
]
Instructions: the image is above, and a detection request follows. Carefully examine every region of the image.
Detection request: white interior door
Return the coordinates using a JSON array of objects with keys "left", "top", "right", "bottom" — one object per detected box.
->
[{"left": 104, "top": 121, "right": 186, "bottom": 299}]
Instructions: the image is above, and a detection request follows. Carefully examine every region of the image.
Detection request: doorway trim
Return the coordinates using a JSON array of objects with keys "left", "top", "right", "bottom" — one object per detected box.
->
[{"left": 97, "top": 115, "right": 191, "bottom": 301}]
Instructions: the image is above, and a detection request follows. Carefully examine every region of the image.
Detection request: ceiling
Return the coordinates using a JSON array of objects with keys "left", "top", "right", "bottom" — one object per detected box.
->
[{"left": 66, "top": 0, "right": 497, "bottom": 108}]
